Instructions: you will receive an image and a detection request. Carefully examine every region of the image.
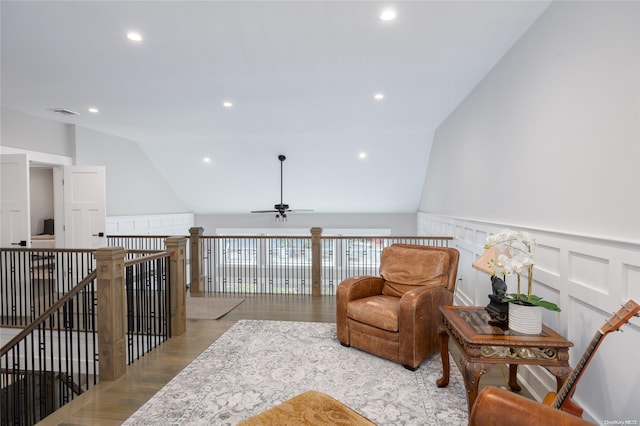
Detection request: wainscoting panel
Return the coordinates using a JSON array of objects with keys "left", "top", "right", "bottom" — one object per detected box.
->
[
  {"left": 535, "top": 244, "right": 561, "bottom": 278},
  {"left": 106, "top": 213, "right": 194, "bottom": 236},
  {"left": 454, "top": 244, "right": 478, "bottom": 307},
  {"left": 417, "top": 212, "right": 640, "bottom": 424},
  {"left": 568, "top": 251, "right": 609, "bottom": 295},
  {"left": 625, "top": 264, "right": 640, "bottom": 301}
]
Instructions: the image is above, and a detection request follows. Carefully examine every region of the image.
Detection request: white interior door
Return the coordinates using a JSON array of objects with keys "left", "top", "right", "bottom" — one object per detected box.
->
[
  {"left": 0, "top": 154, "right": 31, "bottom": 247},
  {"left": 61, "top": 166, "right": 106, "bottom": 248}
]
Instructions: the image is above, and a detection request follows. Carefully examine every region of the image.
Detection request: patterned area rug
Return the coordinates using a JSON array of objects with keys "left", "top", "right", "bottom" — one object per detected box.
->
[
  {"left": 186, "top": 296, "right": 245, "bottom": 320},
  {"left": 124, "top": 320, "right": 468, "bottom": 425}
]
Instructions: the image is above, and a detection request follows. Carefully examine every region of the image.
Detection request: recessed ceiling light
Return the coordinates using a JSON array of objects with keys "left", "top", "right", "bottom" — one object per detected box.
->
[
  {"left": 88, "top": 107, "right": 99, "bottom": 113},
  {"left": 374, "top": 93, "right": 384, "bottom": 100},
  {"left": 380, "top": 9, "right": 397, "bottom": 21},
  {"left": 203, "top": 157, "right": 212, "bottom": 164},
  {"left": 223, "top": 101, "right": 233, "bottom": 108},
  {"left": 126, "top": 32, "right": 143, "bottom": 42},
  {"left": 359, "top": 152, "right": 367, "bottom": 159}
]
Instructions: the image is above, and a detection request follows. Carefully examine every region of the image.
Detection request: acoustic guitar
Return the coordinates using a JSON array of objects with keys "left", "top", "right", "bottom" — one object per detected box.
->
[{"left": 542, "top": 299, "right": 639, "bottom": 417}]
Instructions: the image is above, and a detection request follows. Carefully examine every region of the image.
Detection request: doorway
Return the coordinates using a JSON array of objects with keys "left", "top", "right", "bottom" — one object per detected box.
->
[{"left": 29, "top": 164, "right": 55, "bottom": 248}]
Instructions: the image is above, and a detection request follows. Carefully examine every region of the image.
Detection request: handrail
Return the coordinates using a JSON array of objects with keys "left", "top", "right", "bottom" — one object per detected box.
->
[
  {"left": 202, "top": 235, "right": 453, "bottom": 240},
  {"left": 0, "top": 247, "right": 95, "bottom": 253},
  {"left": 0, "top": 270, "right": 97, "bottom": 357},
  {"left": 124, "top": 250, "right": 168, "bottom": 266},
  {"left": 195, "top": 233, "right": 452, "bottom": 294},
  {"left": 0, "top": 240, "right": 187, "bottom": 424},
  {"left": 321, "top": 235, "right": 453, "bottom": 240},
  {"left": 108, "top": 235, "right": 174, "bottom": 238},
  {"left": 105, "top": 232, "right": 454, "bottom": 295}
]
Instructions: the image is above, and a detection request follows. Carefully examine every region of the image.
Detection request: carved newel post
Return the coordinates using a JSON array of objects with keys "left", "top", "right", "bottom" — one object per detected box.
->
[
  {"left": 94, "top": 247, "right": 126, "bottom": 381},
  {"left": 166, "top": 236, "right": 187, "bottom": 336}
]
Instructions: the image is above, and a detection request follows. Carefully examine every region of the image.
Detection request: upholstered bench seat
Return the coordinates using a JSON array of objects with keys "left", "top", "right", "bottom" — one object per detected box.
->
[{"left": 239, "top": 390, "right": 376, "bottom": 425}]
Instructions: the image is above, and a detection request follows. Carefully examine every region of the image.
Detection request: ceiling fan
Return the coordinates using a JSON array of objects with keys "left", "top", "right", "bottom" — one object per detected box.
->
[{"left": 251, "top": 154, "right": 312, "bottom": 221}]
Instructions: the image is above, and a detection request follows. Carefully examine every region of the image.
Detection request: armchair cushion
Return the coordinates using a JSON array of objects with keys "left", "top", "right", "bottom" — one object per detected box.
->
[
  {"left": 347, "top": 295, "right": 400, "bottom": 332},
  {"left": 380, "top": 245, "right": 449, "bottom": 297}
]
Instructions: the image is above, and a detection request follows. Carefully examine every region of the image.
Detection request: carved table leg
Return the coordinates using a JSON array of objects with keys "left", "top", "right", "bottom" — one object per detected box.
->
[
  {"left": 546, "top": 366, "right": 572, "bottom": 392},
  {"left": 436, "top": 325, "right": 450, "bottom": 387},
  {"left": 460, "top": 358, "right": 487, "bottom": 412},
  {"left": 508, "top": 364, "right": 522, "bottom": 392}
]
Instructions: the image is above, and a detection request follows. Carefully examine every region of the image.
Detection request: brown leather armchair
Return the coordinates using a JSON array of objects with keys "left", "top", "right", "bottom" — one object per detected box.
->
[
  {"left": 336, "top": 244, "right": 459, "bottom": 370},
  {"left": 469, "top": 386, "right": 593, "bottom": 425}
]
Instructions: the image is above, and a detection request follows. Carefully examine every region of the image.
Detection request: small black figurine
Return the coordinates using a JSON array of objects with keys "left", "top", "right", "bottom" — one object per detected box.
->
[
  {"left": 491, "top": 275, "right": 507, "bottom": 297},
  {"left": 486, "top": 275, "right": 509, "bottom": 328}
]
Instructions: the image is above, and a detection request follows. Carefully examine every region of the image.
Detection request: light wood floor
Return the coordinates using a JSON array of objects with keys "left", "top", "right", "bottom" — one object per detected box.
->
[{"left": 37, "top": 294, "right": 531, "bottom": 425}]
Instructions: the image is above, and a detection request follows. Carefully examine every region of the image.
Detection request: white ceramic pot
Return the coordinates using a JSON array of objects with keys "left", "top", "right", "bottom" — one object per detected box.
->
[{"left": 508, "top": 302, "right": 542, "bottom": 334}]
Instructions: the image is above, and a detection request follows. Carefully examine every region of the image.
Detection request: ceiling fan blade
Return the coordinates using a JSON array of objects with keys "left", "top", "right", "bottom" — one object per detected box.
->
[
  {"left": 250, "top": 210, "right": 278, "bottom": 213},
  {"left": 288, "top": 209, "right": 314, "bottom": 213}
]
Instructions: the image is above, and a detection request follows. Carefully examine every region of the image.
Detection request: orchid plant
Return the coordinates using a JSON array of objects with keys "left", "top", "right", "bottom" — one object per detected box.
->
[{"left": 484, "top": 229, "right": 560, "bottom": 312}]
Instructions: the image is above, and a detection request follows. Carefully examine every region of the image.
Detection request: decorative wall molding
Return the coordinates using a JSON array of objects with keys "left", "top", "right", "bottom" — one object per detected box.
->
[
  {"left": 418, "top": 212, "right": 640, "bottom": 424},
  {"left": 106, "top": 213, "right": 194, "bottom": 236},
  {"left": 0, "top": 146, "right": 73, "bottom": 166}
]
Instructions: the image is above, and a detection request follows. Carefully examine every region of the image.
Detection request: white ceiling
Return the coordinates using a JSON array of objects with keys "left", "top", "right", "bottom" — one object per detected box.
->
[{"left": 1, "top": 1, "right": 550, "bottom": 214}]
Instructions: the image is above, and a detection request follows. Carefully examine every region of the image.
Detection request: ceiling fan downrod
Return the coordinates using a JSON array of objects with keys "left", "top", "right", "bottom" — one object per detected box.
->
[
  {"left": 274, "top": 155, "right": 287, "bottom": 222},
  {"left": 251, "top": 153, "right": 312, "bottom": 219},
  {"left": 278, "top": 154, "right": 286, "bottom": 207}
]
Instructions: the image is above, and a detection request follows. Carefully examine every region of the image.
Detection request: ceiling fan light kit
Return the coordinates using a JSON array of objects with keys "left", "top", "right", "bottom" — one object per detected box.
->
[{"left": 251, "top": 154, "right": 312, "bottom": 222}]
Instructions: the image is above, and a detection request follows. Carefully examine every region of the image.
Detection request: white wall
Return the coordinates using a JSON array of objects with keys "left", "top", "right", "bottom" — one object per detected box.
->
[
  {"left": 418, "top": 2, "right": 640, "bottom": 423},
  {"left": 1, "top": 109, "right": 192, "bottom": 217},
  {"left": 195, "top": 212, "right": 417, "bottom": 236},
  {"left": 1, "top": 107, "right": 74, "bottom": 157},
  {"left": 74, "top": 126, "right": 190, "bottom": 216},
  {"left": 420, "top": 1, "right": 640, "bottom": 243},
  {"left": 418, "top": 213, "right": 639, "bottom": 424}
]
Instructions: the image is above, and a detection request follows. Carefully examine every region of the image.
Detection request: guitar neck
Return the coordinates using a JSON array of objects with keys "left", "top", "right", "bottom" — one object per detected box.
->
[
  {"left": 552, "top": 331, "right": 603, "bottom": 409},
  {"left": 550, "top": 300, "right": 639, "bottom": 412}
]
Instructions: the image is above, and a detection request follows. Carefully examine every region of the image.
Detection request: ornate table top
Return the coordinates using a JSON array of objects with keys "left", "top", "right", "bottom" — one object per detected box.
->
[{"left": 440, "top": 306, "right": 573, "bottom": 360}]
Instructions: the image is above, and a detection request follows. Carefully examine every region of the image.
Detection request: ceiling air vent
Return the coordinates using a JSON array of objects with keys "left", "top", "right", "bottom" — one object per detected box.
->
[{"left": 49, "top": 108, "right": 78, "bottom": 116}]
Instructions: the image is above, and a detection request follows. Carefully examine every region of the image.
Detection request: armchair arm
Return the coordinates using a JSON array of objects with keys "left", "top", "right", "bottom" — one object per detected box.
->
[
  {"left": 336, "top": 276, "right": 384, "bottom": 345},
  {"left": 337, "top": 276, "right": 385, "bottom": 302},
  {"left": 399, "top": 285, "right": 452, "bottom": 313},
  {"left": 398, "top": 285, "right": 453, "bottom": 368},
  {"left": 469, "top": 387, "right": 592, "bottom": 426}
]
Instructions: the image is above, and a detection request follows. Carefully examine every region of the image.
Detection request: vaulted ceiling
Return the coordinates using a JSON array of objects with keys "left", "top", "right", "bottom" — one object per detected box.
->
[{"left": 1, "top": 1, "right": 550, "bottom": 214}]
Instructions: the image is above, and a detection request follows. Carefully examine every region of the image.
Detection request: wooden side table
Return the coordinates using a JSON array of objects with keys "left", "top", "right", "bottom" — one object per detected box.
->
[{"left": 437, "top": 306, "right": 573, "bottom": 412}]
